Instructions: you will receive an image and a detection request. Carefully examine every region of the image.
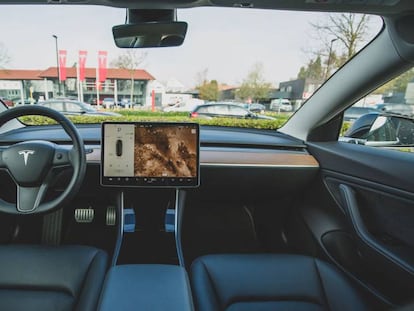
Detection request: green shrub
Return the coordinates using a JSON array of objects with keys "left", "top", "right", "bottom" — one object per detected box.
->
[
  {"left": 19, "top": 114, "right": 287, "bottom": 130},
  {"left": 340, "top": 121, "right": 351, "bottom": 136}
]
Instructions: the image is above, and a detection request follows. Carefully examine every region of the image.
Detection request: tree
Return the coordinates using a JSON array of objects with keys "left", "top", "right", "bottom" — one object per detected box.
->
[
  {"left": 299, "top": 13, "right": 371, "bottom": 80},
  {"left": 236, "top": 63, "right": 271, "bottom": 102},
  {"left": 376, "top": 68, "right": 414, "bottom": 94},
  {"left": 311, "top": 13, "right": 370, "bottom": 60},
  {"left": 197, "top": 80, "right": 219, "bottom": 101},
  {"left": 110, "top": 51, "right": 147, "bottom": 103},
  {"left": 297, "top": 55, "right": 324, "bottom": 80},
  {"left": 0, "top": 43, "right": 10, "bottom": 68}
]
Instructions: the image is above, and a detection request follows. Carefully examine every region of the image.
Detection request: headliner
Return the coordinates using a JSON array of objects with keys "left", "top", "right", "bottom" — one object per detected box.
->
[{"left": 0, "top": 0, "right": 411, "bottom": 16}]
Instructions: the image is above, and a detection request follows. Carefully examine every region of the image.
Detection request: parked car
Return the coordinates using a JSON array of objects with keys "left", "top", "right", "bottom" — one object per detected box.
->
[
  {"left": 270, "top": 98, "right": 293, "bottom": 112},
  {"left": 102, "top": 97, "right": 116, "bottom": 109},
  {"left": 38, "top": 100, "right": 121, "bottom": 116},
  {"left": 189, "top": 103, "right": 274, "bottom": 120},
  {"left": 343, "top": 106, "right": 379, "bottom": 121},
  {"left": 374, "top": 102, "right": 413, "bottom": 116},
  {"left": 88, "top": 98, "right": 104, "bottom": 106},
  {"left": 248, "top": 103, "right": 266, "bottom": 113},
  {"left": 12, "top": 98, "right": 36, "bottom": 105},
  {"left": 0, "top": 97, "right": 14, "bottom": 107},
  {"left": 163, "top": 102, "right": 197, "bottom": 112},
  {"left": 119, "top": 98, "right": 137, "bottom": 108}
]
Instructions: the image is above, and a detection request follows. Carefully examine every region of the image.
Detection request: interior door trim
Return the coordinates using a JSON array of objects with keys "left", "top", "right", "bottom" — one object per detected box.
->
[{"left": 339, "top": 184, "right": 414, "bottom": 275}]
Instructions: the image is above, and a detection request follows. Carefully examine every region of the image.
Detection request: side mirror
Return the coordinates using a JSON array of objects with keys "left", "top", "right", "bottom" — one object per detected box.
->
[{"left": 343, "top": 112, "right": 414, "bottom": 147}]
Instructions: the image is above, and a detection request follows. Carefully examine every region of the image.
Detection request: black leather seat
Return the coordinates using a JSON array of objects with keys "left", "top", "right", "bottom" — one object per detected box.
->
[
  {"left": 191, "top": 254, "right": 368, "bottom": 311},
  {"left": 0, "top": 244, "right": 108, "bottom": 311}
]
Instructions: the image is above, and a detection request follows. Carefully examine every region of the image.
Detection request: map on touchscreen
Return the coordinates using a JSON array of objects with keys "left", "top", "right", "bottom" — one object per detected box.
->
[{"left": 102, "top": 122, "right": 199, "bottom": 187}]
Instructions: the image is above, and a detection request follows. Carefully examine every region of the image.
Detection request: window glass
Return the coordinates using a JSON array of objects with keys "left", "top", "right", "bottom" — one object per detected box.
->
[
  {"left": 65, "top": 102, "right": 83, "bottom": 112},
  {"left": 208, "top": 105, "right": 228, "bottom": 115},
  {"left": 0, "top": 6, "right": 382, "bottom": 129},
  {"left": 341, "top": 67, "right": 414, "bottom": 152},
  {"left": 49, "top": 102, "right": 64, "bottom": 112},
  {"left": 229, "top": 105, "right": 248, "bottom": 116}
]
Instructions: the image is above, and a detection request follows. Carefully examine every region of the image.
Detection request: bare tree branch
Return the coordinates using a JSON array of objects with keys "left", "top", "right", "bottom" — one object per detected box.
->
[
  {"left": 110, "top": 50, "right": 147, "bottom": 103},
  {"left": 0, "top": 43, "right": 11, "bottom": 69}
]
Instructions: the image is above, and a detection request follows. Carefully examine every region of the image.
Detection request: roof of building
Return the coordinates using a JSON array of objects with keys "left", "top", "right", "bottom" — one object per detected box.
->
[
  {"left": 0, "top": 67, "right": 155, "bottom": 81},
  {"left": 218, "top": 84, "right": 238, "bottom": 91},
  {"left": 0, "top": 70, "right": 43, "bottom": 80},
  {"left": 39, "top": 67, "right": 155, "bottom": 80}
]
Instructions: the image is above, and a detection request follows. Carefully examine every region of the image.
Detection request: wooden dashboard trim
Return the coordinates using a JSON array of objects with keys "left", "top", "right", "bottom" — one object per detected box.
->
[
  {"left": 201, "top": 150, "right": 319, "bottom": 167},
  {"left": 87, "top": 147, "right": 319, "bottom": 168}
]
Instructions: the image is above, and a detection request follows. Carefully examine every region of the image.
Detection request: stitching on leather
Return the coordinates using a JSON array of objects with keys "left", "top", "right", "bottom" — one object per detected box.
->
[{"left": 314, "top": 259, "right": 330, "bottom": 311}]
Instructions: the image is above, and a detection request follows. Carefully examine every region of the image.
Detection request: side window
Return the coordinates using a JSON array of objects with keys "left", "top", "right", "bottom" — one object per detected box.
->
[
  {"left": 341, "top": 67, "right": 414, "bottom": 152},
  {"left": 211, "top": 105, "right": 228, "bottom": 115},
  {"left": 65, "top": 102, "right": 83, "bottom": 113},
  {"left": 229, "top": 105, "right": 249, "bottom": 116},
  {"left": 196, "top": 106, "right": 208, "bottom": 113},
  {"left": 49, "top": 102, "right": 64, "bottom": 112}
]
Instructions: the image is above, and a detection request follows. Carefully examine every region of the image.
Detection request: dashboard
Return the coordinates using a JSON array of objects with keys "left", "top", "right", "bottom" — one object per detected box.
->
[
  {"left": 0, "top": 122, "right": 320, "bottom": 267},
  {"left": 0, "top": 124, "right": 319, "bottom": 198}
]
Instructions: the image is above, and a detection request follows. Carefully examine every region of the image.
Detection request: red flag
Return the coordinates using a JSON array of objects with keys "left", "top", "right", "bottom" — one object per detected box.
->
[
  {"left": 79, "top": 50, "right": 87, "bottom": 82},
  {"left": 98, "top": 51, "right": 107, "bottom": 82},
  {"left": 58, "top": 50, "right": 67, "bottom": 81}
]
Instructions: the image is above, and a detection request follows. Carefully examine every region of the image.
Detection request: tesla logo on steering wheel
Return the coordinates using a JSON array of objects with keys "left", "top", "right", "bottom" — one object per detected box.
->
[{"left": 18, "top": 150, "right": 35, "bottom": 166}]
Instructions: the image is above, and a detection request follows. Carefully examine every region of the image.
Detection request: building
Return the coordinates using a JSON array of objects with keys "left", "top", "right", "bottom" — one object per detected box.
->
[
  {"left": 0, "top": 67, "right": 155, "bottom": 105},
  {"left": 0, "top": 70, "right": 44, "bottom": 104},
  {"left": 270, "top": 78, "right": 323, "bottom": 109}
]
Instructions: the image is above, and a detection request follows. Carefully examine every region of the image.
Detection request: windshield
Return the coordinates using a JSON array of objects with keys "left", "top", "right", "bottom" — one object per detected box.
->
[{"left": 0, "top": 6, "right": 382, "bottom": 129}]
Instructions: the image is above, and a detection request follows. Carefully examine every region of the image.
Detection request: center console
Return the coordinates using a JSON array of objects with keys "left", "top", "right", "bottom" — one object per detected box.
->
[
  {"left": 98, "top": 122, "right": 199, "bottom": 311},
  {"left": 98, "top": 264, "right": 194, "bottom": 311}
]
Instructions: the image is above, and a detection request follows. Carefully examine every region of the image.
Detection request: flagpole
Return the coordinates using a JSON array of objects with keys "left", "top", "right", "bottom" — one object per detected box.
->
[
  {"left": 76, "top": 62, "right": 80, "bottom": 101},
  {"left": 96, "top": 66, "right": 100, "bottom": 107},
  {"left": 52, "top": 35, "right": 61, "bottom": 96}
]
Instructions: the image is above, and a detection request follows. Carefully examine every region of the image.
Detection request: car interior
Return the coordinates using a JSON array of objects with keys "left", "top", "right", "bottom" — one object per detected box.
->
[{"left": 0, "top": 1, "right": 414, "bottom": 311}]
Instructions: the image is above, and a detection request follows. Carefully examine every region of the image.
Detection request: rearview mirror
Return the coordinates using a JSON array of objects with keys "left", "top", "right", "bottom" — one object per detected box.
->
[{"left": 113, "top": 22, "right": 187, "bottom": 48}]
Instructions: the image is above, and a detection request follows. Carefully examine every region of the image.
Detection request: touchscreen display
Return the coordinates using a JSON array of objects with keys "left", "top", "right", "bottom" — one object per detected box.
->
[{"left": 101, "top": 122, "right": 199, "bottom": 187}]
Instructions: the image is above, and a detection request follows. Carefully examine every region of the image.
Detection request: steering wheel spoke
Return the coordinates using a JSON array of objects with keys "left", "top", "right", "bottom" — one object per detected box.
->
[
  {"left": 53, "top": 146, "right": 72, "bottom": 167},
  {"left": 17, "top": 184, "right": 48, "bottom": 213},
  {"left": 0, "top": 105, "right": 86, "bottom": 214}
]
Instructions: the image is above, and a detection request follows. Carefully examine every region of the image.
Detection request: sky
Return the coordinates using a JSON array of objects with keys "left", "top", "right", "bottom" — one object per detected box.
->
[{"left": 0, "top": 5, "right": 382, "bottom": 89}]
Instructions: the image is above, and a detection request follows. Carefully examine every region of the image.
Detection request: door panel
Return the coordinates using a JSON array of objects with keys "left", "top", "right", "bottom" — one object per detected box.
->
[{"left": 306, "top": 142, "right": 414, "bottom": 305}]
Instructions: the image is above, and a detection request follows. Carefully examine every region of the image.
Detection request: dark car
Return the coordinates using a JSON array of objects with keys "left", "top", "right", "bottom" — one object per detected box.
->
[
  {"left": 39, "top": 100, "right": 121, "bottom": 116},
  {"left": 248, "top": 103, "right": 266, "bottom": 113},
  {"left": 343, "top": 106, "right": 379, "bottom": 121},
  {"left": 190, "top": 103, "right": 274, "bottom": 120}
]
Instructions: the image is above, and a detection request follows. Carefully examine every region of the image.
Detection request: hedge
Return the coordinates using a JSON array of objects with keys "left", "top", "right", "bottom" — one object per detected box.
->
[
  {"left": 18, "top": 110, "right": 349, "bottom": 134},
  {"left": 19, "top": 113, "right": 289, "bottom": 130}
]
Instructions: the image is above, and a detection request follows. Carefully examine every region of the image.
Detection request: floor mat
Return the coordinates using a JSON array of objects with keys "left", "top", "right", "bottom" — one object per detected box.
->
[{"left": 182, "top": 203, "right": 260, "bottom": 268}]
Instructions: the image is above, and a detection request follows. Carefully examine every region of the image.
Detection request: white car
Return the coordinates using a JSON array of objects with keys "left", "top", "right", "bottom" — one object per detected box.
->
[{"left": 270, "top": 99, "right": 293, "bottom": 112}]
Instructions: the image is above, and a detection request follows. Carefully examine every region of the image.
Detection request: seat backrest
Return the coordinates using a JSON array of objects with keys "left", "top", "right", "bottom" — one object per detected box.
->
[{"left": 0, "top": 244, "right": 107, "bottom": 311}]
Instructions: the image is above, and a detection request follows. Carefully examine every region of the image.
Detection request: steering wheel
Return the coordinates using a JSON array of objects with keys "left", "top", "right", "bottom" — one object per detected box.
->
[{"left": 0, "top": 105, "right": 86, "bottom": 214}]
